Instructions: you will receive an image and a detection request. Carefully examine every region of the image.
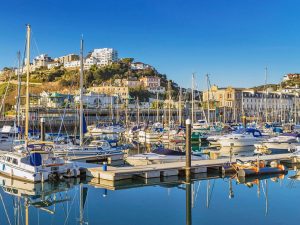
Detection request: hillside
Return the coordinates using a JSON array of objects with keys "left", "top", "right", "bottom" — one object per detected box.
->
[{"left": 0, "top": 58, "right": 179, "bottom": 113}]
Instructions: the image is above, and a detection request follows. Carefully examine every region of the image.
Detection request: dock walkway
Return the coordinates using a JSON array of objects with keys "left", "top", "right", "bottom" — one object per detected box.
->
[{"left": 84, "top": 153, "right": 292, "bottom": 181}]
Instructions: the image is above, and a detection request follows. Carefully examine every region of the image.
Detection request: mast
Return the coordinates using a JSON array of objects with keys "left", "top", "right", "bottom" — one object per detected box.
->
[
  {"left": 294, "top": 94, "right": 297, "bottom": 124},
  {"left": 110, "top": 81, "right": 114, "bottom": 122},
  {"left": 179, "top": 87, "right": 182, "bottom": 126},
  {"left": 25, "top": 24, "right": 31, "bottom": 147},
  {"left": 191, "top": 74, "right": 195, "bottom": 124},
  {"left": 264, "top": 67, "right": 268, "bottom": 123},
  {"left": 125, "top": 97, "right": 128, "bottom": 126},
  {"left": 137, "top": 97, "right": 140, "bottom": 125},
  {"left": 280, "top": 83, "right": 283, "bottom": 123},
  {"left": 79, "top": 37, "right": 84, "bottom": 147},
  {"left": 168, "top": 80, "right": 171, "bottom": 127},
  {"left": 156, "top": 92, "right": 159, "bottom": 122},
  {"left": 206, "top": 74, "right": 210, "bottom": 124},
  {"left": 16, "top": 51, "right": 21, "bottom": 131}
]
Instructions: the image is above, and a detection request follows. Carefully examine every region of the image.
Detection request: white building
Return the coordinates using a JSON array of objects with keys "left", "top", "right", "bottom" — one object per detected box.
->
[
  {"left": 148, "top": 86, "right": 166, "bottom": 94},
  {"left": 33, "top": 54, "right": 53, "bottom": 69},
  {"left": 91, "top": 48, "right": 118, "bottom": 66},
  {"left": 47, "top": 62, "right": 62, "bottom": 69},
  {"left": 242, "top": 90, "right": 299, "bottom": 121},
  {"left": 64, "top": 60, "right": 80, "bottom": 69},
  {"left": 84, "top": 57, "right": 97, "bottom": 70},
  {"left": 74, "top": 92, "right": 118, "bottom": 108},
  {"left": 131, "top": 62, "right": 151, "bottom": 70}
]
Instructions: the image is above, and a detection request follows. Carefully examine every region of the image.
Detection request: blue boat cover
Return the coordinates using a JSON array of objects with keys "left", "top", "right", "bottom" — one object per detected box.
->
[{"left": 30, "top": 153, "right": 42, "bottom": 166}]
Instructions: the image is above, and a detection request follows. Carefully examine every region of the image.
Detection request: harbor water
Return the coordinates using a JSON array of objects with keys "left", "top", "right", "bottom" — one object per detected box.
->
[{"left": 0, "top": 170, "right": 299, "bottom": 225}]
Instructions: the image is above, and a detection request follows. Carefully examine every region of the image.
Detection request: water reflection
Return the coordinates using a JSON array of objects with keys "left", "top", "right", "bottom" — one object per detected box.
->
[{"left": 0, "top": 169, "right": 300, "bottom": 225}]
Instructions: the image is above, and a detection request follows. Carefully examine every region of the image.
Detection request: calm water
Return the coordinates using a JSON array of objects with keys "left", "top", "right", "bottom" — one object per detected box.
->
[{"left": 0, "top": 170, "right": 300, "bottom": 225}]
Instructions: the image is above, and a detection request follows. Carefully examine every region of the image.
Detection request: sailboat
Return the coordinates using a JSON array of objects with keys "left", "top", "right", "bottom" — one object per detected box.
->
[
  {"left": 0, "top": 25, "right": 80, "bottom": 182},
  {"left": 53, "top": 37, "right": 123, "bottom": 157}
]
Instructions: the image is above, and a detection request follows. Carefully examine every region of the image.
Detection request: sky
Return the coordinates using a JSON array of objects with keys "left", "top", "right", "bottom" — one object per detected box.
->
[{"left": 1, "top": 0, "right": 300, "bottom": 89}]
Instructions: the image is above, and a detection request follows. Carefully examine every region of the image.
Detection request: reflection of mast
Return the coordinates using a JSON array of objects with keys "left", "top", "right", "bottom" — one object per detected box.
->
[
  {"left": 229, "top": 178, "right": 234, "bottom": 199},
  {"left": 25, "top": 198, "right": 29, "bottom": 225},
  {"left": 79, "top": 183, "right": 88, "bottom": 225},
  {"left": 206, "top": 180, "right": 210, "bottom": 208},
  {"left": 186, "top": 181, "right": 192, "bottom": 225},
  {"left": 265, "top": 179, "right": 268, "bottom": 216}
]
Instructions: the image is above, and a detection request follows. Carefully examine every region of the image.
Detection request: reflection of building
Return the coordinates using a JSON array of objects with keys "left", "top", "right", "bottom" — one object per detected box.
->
[{"left": 88, "top": 85, "right": 129, "bottom": 99}]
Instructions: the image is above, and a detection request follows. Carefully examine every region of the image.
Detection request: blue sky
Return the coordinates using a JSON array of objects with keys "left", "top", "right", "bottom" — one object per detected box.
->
[{"left": 1, "top": 0, "right": 300, "bottom": 89}]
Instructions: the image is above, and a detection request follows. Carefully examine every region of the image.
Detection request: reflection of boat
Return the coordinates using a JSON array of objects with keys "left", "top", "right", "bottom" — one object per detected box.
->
[
  {"left": 126, "top": 148, "right": 206, "bottom": 166},
  {"left": 0, "top": 174, "right": 80, "bottom": 225}
]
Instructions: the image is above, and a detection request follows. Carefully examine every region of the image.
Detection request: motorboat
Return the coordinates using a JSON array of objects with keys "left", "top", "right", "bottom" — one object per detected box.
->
[
  {"left": 0, "top": 142, "right": 80, "bottom": 182},
  {"left": 193, "top": 120, "right": 210, "bottom": 131},
  {"left": 0, "top": 125, "right": 19, "bottom": 151},
  {"left": 89, "top": 124, "right": 126, "bottom": 134},
  {"left": 218, "top": 128, "right": 263, "bottom": 147},
  {"left": 254, "top": 134, "right": 299, "bottom": 151}
]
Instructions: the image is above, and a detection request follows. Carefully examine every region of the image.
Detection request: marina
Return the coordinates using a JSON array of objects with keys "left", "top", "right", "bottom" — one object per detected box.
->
[{"left": 2, "top": 1, "right": 300, "bottom": 224}]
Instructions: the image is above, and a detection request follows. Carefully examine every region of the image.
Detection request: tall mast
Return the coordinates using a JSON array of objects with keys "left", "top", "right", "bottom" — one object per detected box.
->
[
  {"left": 110, "top": 81, "right": 114, "bottom": 121},
  {"left": 79, "top": 37, "right": 84, "bottom": 147},
  {"left": 280, "top": 83, "right": 283, "bottom": 123},
  {"left": 16, "top": 51, "right": 21, "bottom": 130},
  {"left": 137, "top": 97, "right": 140, "bottom": 124},
  {"left": 25, "top": 24, "right": 31, "bottom": 146},
  {"left": 168, "top": 80, "right": 171, "bottom": 127},
  {"left": 264, "top": 67, "right": 268, "bottom": 123},
  {"left": 206, "top": 74, "right": 210, "bottom": 124},
  {"left": 156, "top": 93, "right": 159, "bottom": 122},
  {"left": 191, "top": 74, "right": 195, "bottom": 124},
  {"left": 179, "top": 87, "right": 182, "bottom": 126}
]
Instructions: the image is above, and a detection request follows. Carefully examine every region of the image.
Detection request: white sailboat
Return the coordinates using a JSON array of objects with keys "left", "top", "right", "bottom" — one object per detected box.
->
[{"left": 0, "top": 25, "right": 80, "bottom": 182}]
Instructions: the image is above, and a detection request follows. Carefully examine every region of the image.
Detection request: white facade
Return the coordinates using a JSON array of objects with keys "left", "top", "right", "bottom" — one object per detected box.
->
[
  {"left": 84, "top": 57, "right": 97, "bottom": 70},
  {"left": 33, "top": 54, "right": 53, "bottom": 68},
  {"left": 47, "top": 62, "right": 61, "bottom": 69},
  {"left": 64, "top": 60, "right": 80, "bottom": 68},
  {"left": 74, "top": 92, "right": 118, "bottom": 107},
  {"left": 148, "top": 86, "right": 166, "bottom": 94},
  {"left": 131, "top": 62, "right": 151, "bottom": 70},
  {"left": 91, "top": 48, "right": 118, "bottom": 66},
  {"left": 242, "top": 90, "right": 299, "bottom": 121}
]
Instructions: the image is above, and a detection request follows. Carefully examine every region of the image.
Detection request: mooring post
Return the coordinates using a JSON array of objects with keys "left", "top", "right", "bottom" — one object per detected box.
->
[
  {"left": 186, "top": 119, "right": 191, "bottom": 180},
  {"left": 40, "top": 117, "right": 45, "bottom": 141}
]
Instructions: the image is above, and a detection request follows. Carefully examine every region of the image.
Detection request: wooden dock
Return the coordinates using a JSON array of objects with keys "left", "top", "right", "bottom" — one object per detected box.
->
[{"left": 83, "top": 153, "right": 293, "bottom": 183}]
